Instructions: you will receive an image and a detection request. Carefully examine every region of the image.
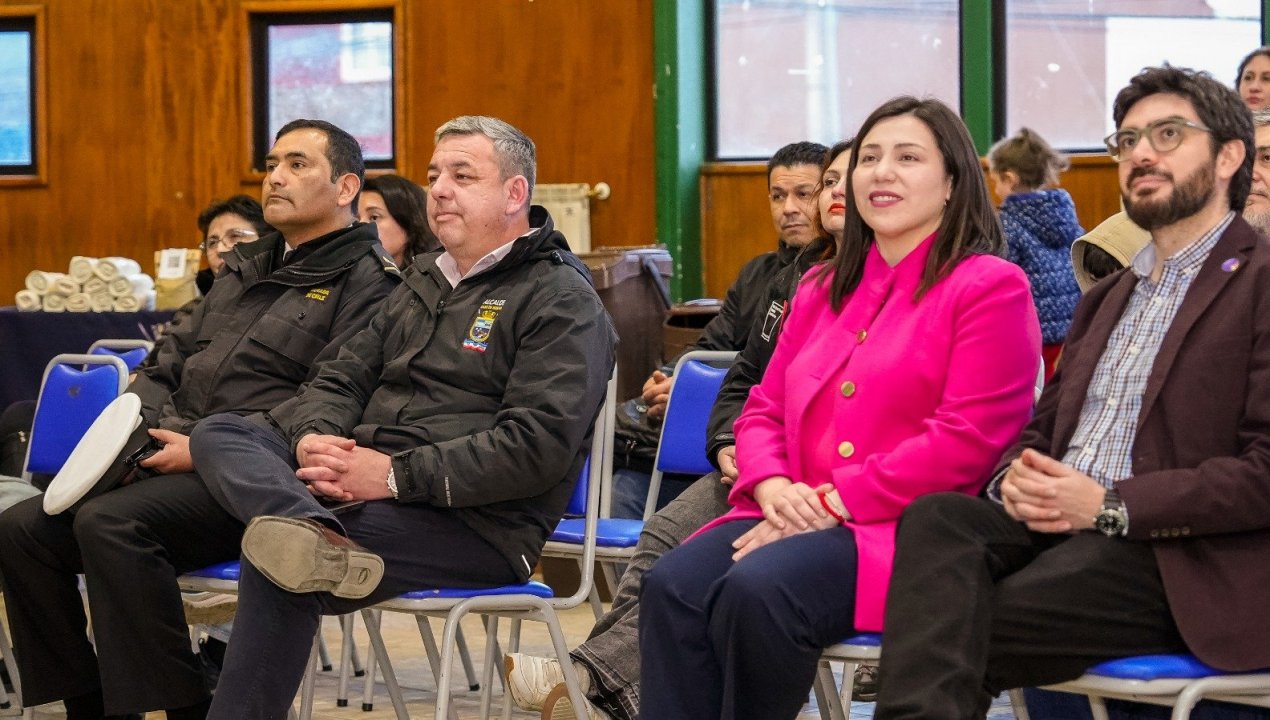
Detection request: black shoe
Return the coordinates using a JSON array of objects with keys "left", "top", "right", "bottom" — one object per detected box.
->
[
  {"left": 197, "top": 637, "right": 226, "bottom": 692},
  {"left": 851, "top": 664, "right": 879, "bottom": 702}
]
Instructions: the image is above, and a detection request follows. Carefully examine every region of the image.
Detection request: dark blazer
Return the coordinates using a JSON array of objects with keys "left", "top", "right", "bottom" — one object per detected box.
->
[{"left": 995, "top": 215, "right": 1270, "bottom": 672}]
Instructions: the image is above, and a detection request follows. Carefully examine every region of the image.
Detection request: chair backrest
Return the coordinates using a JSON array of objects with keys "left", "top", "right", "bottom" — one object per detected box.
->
[
  {"left": 89, "top": 338, "right": 155, "bottom": 371},
  {"left": 654, "top": 350, "right": 735, "bottom": 476},
  {"left": 642, "top": 350, "right": 735, "bottom": 520},
  {"left": 24, "top": 353, "right": 129, "bottom": 478}
]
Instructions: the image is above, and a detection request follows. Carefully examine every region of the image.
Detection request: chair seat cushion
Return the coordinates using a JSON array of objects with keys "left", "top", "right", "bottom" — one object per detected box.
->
[
  {"left": 185, "top": 561, "right": 241, "bottom": 581},
  {"left": 838, "top": 633, "right": 882, "bottom": 647},
  {"left": 1087, "top": 654, "right": 1227, "bottom": 680},
  {"left": 398, "top": 581, "right": 555, "bottom": 600},
  {"left": 550, "top": 518, "right": 643, "bottom": 547}
]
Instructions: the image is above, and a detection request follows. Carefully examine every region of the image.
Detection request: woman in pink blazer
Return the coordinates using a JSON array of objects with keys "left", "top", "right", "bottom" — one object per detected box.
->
[{"left": 638, "top": 97, "right": 1042, "bottom": 719}]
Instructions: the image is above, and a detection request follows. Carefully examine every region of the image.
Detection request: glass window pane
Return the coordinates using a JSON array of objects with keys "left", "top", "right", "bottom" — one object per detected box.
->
[
  {"left": 267, "top": 20, "right": 393, "bottom": 161},
  {"left": 714, "top": 0, "right": 960, "bottom": 159},
  {"left": 1006, "top": 1, "right": 1261, "bottom": 150},
  {"left": 0, "top": 30, "right": 32, "bottom": 166}
]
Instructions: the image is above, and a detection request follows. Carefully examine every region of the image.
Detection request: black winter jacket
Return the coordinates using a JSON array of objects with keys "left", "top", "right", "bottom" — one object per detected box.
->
[
  {"left": 705, "top": 237, "right": 831, "bottom": 466},
  {"left": 271, "top": 208, "right": 617, "bottom": 580},
  {"left": 129, "top": 222, "right": 400, "bottom": 433}
]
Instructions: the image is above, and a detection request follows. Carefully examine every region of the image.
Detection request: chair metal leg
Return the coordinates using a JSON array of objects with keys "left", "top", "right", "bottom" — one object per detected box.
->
[
  {"left": 361, "top": 608, "right": 412, "bottom": 720},
  {"left": 814, "top": 660, "right": 848, "bottom": 720},
  {"left": 361, "top": 609, "right": 381, "bottom": 711},
  {"left": 0, "top": 615, "right": 21, "bottom": 712},
  {"left": 1007, "top": 688, "right": 1031, "bottom": 720},
  {"left": 317, "top": 627, "right": 333, "bottom": 672},
  {"left": 1087, "top": 695, "right": 1111, "bottom": 720},
  {"left": 455, "top": 624, "right": 481, "bottom": 691},
  {"left": 297, "top": 633, "right": 320, "bottom": 720},
  {"left": 337, "top": 614, "right": 355, "bottom": 707},
  {"left": 537, "top": 603, "right": 591, "bottom": 720},
  {"left": 499, "top": 618, "right": 522, "bottom": 720},
  {"left": 476, "top": 616, "right": 499, "bottom": 720}
]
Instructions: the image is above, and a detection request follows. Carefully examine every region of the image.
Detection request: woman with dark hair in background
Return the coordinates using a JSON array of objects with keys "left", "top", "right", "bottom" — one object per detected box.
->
[
  {"left": 360, "top": 174, "right": 440, "bottom": 268},
  {"left": 638, "top": 97, "right": 1041, "bottom": 719},
  {"left": 1237, "top": 46, "right": 1270, "bottom": 110}
]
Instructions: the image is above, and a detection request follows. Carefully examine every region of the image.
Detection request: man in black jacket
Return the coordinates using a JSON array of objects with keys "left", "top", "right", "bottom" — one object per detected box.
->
[
  {"left": 185, "top": 115, "right": 616, "bottom": 720},
  {"left": 611, "top": 140, "right": 829, "bottom": 519},
  {"left": 0, "top": 119, "right": 399, "bottom": 720},
  {"left": 506, "top": 140, "right": 843, "bottom": 720}
]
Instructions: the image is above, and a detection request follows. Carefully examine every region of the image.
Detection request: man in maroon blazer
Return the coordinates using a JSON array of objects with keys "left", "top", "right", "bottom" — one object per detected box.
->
[{"left": 873, "top": 65, "right": 1270, "bottom": 719}]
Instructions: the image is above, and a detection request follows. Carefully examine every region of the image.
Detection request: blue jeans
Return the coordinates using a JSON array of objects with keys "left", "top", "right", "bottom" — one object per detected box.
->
[{"left": 610, "top": 467, "right": 698, "bottom": 520}]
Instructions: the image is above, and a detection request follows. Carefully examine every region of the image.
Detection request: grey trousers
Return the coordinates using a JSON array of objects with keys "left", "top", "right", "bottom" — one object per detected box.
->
[{"left": 572, "top": 472, "right": 731, "bottom": 720}]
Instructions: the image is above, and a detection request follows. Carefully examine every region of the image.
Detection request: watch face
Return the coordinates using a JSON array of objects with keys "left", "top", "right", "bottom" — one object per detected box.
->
[{"left": 1095, "top": 508, "right": 1126, "bottom": 536}]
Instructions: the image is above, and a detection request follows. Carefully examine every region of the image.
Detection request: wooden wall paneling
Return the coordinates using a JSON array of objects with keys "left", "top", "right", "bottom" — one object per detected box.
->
[
  {"left": 700, "top": 155, "right": 1125, "bottom": 301},
  {"left": 0, "top": 0, "right": 656, "bottom": 302}
]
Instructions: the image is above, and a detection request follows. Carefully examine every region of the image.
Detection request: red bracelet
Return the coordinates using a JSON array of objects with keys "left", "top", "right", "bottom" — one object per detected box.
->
[{"left": 819, "top": 489, "right": 846, "bottom": 523}]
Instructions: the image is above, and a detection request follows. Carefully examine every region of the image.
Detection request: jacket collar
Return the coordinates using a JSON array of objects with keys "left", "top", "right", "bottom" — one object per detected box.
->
[{"left": 222, "top": 222, "right": 389, "bottom": 288}]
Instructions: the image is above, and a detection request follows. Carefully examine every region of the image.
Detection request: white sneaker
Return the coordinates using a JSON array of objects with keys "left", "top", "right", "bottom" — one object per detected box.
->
[
  {"left": 505, "top": 653, "right": 565, "bottom": 711},
  {"left": 541, "top": 682, "right": 612, "bottom": 720}
]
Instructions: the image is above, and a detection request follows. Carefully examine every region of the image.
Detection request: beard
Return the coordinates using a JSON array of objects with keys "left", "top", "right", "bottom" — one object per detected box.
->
[
  {"left": 1122, "top": 161, "right": 1215, "bottom": 231},
  {"left": 1245, "top": 201, "right": 1270, "bottom": 236}
]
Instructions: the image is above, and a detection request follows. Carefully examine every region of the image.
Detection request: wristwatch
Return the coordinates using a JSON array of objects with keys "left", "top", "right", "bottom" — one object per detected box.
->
[{"left": 1093, "top": 487, "right": 1127, "bottom": 536}]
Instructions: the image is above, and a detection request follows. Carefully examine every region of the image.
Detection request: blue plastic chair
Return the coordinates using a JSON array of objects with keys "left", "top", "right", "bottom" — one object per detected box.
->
[
  {"left": 544, "top": 351, "right": 733, "bottom": 619},
  {"left": 1021, "top": 654, "right": 1270, "bottom": 720},
  {"left": 22, "top": 353, "right": 129, "bottom": 480},
  {"left": 89, "top": 338, "right": 154, "bottom": 371}
]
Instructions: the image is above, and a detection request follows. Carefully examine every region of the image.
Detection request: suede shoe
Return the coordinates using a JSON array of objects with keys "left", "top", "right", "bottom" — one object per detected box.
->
[
  {"left": 241, "top": 516, "right": 383, "bottom": 599},
  {"left": 505, "top": 653, "right": 565, "bottom": 711},
  {"left": 541, "top": 682, "right": 611, "bottom": 720}
]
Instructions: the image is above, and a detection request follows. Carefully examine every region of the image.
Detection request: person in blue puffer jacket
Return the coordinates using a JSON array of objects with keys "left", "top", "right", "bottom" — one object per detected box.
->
[{"left": 989, "top": 127, "right": 1084, "bottom": 379}]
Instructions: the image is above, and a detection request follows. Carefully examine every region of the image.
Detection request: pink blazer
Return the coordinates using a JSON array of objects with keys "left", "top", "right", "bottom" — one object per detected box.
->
[{"left": 698, "top": 236, "right": 1041, "bottom": 631}]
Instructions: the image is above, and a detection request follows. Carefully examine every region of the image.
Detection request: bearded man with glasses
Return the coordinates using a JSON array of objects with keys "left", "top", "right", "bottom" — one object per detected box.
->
[{"left": 871, "top": 64, "right": 1270, "bottom": 719}]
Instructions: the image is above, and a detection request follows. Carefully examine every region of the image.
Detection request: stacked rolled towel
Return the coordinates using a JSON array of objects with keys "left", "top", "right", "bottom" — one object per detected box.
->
[
  {"left": 14, "top": 289, "right": 41, "bottom": 311},
  {"left": 83, "top": 276, "right": 107, "bottom": 295},
  {"left": 25, "top": 270, "right": 67, "bottom": 294},
  {"left": 108, "top": 273, "right": 154, "bottom": 298},
  {"left": 94, "top": 257, "right": 142, "bottom": 282},
  {"left": 89, "top": 293, "right": 115, "bottom": 312},
  {"left": 51, "top": 275, "right": 79, "bottom": 297},
  {"left": 69, "top": 256, "right": 99, "bottom": 284},
  {"left": 65, "top": 293, "right": 92, "bottom": 312},
  {"left": 42, "top": 293, "right": 66, "bottom": 312}
]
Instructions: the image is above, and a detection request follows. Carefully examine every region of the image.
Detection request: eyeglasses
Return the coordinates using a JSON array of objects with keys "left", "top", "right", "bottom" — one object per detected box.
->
[
  {"left": 1103, "top": 118, "right": 1212, "bottom": 162},
  {"left": 203, "top": 229, "right": 259, "bottom": 252}
]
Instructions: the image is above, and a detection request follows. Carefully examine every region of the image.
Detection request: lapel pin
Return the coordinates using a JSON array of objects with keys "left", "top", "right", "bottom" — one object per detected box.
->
[{"left": 1221, "top": 257, "right": 1240, "bottom": 273}]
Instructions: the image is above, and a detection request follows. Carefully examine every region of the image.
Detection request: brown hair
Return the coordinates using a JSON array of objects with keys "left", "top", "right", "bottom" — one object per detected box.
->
[
  {"left": 825, "top": 96, "right": 1004, "bottom": 310},
  {"left": 988, "top": 127, "right": 1069, "bottom": 191}
]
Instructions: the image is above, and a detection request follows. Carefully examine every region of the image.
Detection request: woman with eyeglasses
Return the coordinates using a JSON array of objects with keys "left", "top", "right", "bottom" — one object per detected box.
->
[
  {"left": 638, "top": 97, "right": 1042, "bottom": 719},
  {"left": 197, "top": 195, "right": 272, "bottom": 295}
]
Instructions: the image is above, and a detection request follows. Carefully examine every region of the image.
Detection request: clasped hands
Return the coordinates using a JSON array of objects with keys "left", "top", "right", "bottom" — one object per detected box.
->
[
  {"left": 731, "top": 476, "right": 846, "bottom": 562},
  {"left": 1000, "top": 449, "right": 1106, "bottom": 533},
  {"left": 295, "top": 434, "right": 394, "bottom": 501}
]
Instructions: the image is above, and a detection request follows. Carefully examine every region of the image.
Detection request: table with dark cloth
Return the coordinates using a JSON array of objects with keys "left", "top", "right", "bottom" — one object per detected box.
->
[{"left": 0, "top": 307, "right": 175, "bottom": 407}]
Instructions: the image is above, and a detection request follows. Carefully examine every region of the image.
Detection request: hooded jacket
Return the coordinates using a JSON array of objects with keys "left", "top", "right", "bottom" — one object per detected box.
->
[
  {"left": 271, "top": 207, "right": 617, "bottom": 580},
  {"left": 999, "top": 189, "right": 1084, "bottom": 344},
  {"left": 129, "top": 222, "right": 400, "bottom": 433}
]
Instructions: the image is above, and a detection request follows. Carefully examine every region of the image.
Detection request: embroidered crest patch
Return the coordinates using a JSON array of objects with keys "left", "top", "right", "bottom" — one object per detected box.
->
[{"left": 463, "top": 299, "right": 506, "bottom": 352}]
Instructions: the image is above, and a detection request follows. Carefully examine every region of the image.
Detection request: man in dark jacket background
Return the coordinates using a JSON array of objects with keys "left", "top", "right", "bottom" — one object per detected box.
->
[
  {"left": 610, "top": 140, "right": 829, "bottom": 519},
  {"left": 0, "top": 118, "right": 399, "bottom": 720},
  {"left": 186, "top": 115, "right": 616, "bottom": 720}
]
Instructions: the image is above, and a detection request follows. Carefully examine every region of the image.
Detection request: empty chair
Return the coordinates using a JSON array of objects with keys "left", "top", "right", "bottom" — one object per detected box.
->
[
  {"left": 23, "top": 353, "right": 129, "bottom": 481},
  {"left": 88, "top": 338, "right": 154, "bottom": 371}
]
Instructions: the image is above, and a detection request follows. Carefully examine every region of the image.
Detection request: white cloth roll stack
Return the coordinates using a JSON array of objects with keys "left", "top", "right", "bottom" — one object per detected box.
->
[
  {"left": 14, "top": 289, "right": 41, "bottom": 311},
  {"left": 94, "top": 257, "right": 142, "bottom": 281},
  {"left": 69, "top": 256, "right": 99, "bottom": 284}
]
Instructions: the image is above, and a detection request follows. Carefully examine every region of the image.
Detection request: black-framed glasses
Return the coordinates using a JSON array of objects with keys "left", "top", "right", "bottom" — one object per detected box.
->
[
  {"left": 203, "top": 229, "right": 259, "bottom": 252},
  {"left": 1104, "top": 118, "right": 1212, "bottom": 162}
]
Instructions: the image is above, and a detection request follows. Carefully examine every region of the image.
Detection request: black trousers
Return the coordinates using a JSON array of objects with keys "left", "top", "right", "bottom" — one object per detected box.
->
[
  {"left": 189, "top": 414, "right": 518, "bottom": 720},
  {"left": 0, "top": 473, "right": 244, "bottom": 714},
  {"left": 639, "top": 519, "right": 859, "bottom": 720},
  {"left": 874, "top": 493, "right": 1188, "bottom": 720}
]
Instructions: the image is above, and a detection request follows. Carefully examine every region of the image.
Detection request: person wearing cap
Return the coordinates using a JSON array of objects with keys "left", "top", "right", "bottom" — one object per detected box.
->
[{"left": 1069, "top": 210, "right": 1151, "bottom": 292}]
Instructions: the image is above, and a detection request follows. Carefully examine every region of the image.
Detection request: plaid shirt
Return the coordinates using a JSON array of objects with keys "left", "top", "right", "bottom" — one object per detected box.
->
[{"left": 1062, "top": 211, "right": 1235, "bottom": 486}]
